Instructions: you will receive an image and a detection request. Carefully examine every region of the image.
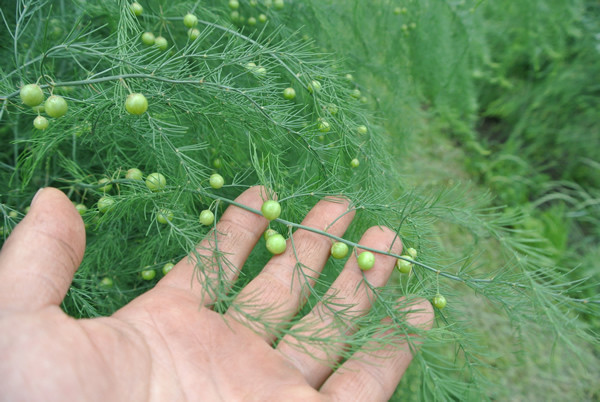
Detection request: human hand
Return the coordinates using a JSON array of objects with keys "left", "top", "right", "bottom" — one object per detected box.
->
[{"left": 0, "top": 186, "right": 433, "bottom": 401}]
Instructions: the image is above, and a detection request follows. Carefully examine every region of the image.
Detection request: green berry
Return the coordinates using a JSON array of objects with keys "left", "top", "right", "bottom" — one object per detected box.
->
[
  {"left": 247, "top": 17, "right": 257, "bottom": 26},
  {"left": 273, "top": 0, "right": 284, "bottom": 9},
  {"left": 188, "top": 28, "right": 200, "bottom": 40},
  {"left": 98, "top": 178, "right": 112, "bottom": 192},
  {"left": 141, "top": 32, "right": 155, "bottom": 46},
  {"left": 307, "top": 80, "right": 322, "bottom": 94},
  {"left": 33, "top": 115, "right": 49, "bottom": 130},
  {"left": 97, "top": 195, "right": 115, "bottom": 213},
  {"left": 357, "top": 125, "right": 368, "bottom": 135},
  {"left": 357, "top": 251, "right": 375, "bottom": 271},
  {"left": 125, "top": 168, "right": 143, "bottom": 181},
  {"left": 155, "top": 36, "right": 168, "bottom": 51},
  {"left": 396, "top": 258, "right": 412, "bottom": 274},
  {"left": 157, "top": 209, "right": 174, "bottom": 224},
  {"left": 125, "top": 93, "right": 148, "bottom": 115},
  {"left": 258, "top": 13, "right": 267, "bottom": 23},
  {"left": 350, "top": 88, "right": 361, "bottom": 99},
  {"left": 212, "top": 158, "right": 223, "bottom": 169},
  {"left": 261, "top": 200, "right": 281, "bottom": 221},
  {"left": 266, "top": 233, "right": 286, "bottom": 255},
  {"left": 130, "top": 2, "right": 143, "bottom": 16},
  {"left": 209, "top": 173, "right": 224, "bottom": 189},
  {"left": 44, "top": 95, "right": 68, "bottom": 118},
  {"left": 433, "top": 294, "right": 447, "bottom": 309},
  {"left": 350, "top": 158, "right": 360, "bottom": 168},
  {"left": 407, "top": 247, "right": 417, "bottom": 259},
  {"left": 199, "top": 209, "right": 215, "bottom": 226},
  {"left": 228, "top": 0, "right": 239, "bottom": 10},
  {"left": 330, "top": 242, "right": 349, "bottom": 259},
  {"left": 145, "top": 172, "right": 166, "bottom": 192},
  {"left": 183, "top": 13, "right": 198, "bottom": 28},
  {"left": 75, "top": 203, "right": 88, "bottom": 216},
  {"left": 318, "top": 119, "right": 331, "bottom": 133},
  {"left": 100, "top": 277, "right": 114, "bottom": 287},
  {"left": 20, "top": 84, "right": 45, "bottom": 107},
  {"left": 141, "top": 268, "right": 156, "bottom": 281},
  {"left": 162, "top": 262, "right": 175, "bottom": 275}
]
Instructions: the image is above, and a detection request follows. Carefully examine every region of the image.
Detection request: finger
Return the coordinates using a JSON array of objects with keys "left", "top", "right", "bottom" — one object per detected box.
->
[
  {"left": 0, "top": 188, "right": 86, "bottom": 313},
  {"left": 320, "top": 298, "right": 434, "bottom": 401},
  {"left": 225, "top": 197, "right": 355, "bottom": 341},
  {"left": 277, "top": 226, "right": 402, "bottom": 388},
  {"left": 154, "top": 186, "right": 270, "bottom": 306}
]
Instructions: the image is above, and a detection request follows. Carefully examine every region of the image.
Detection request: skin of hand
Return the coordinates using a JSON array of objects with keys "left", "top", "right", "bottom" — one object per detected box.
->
[{"left": 0, "top": 187, "right": 433, "bottom": 402}]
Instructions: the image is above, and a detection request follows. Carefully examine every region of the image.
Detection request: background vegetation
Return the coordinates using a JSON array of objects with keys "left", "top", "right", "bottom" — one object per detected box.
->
[{"left": 0, "top": 0, "right": 598, "bottom": 400}]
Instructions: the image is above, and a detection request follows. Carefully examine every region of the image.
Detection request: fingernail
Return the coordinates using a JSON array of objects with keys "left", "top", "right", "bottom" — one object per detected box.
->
[{"left": 31, "top": 188, "right": 45, "bottom": 207}]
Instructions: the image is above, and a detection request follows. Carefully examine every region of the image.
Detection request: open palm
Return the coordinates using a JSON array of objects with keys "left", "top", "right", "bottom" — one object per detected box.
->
[{"left": 0, "top": 187, "right": 432, "bottom": 401}]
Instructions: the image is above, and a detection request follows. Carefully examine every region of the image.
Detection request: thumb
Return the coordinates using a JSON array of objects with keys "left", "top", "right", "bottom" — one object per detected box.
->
[{"left": 0, "top": 188, "right": 86, "bottom": 313}]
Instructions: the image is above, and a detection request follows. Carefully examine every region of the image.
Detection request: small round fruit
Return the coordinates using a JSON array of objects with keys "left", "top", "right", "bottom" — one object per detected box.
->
[
  {"left": 125, "top": 93, "right": 148, "bottom": 115},
  {"left": 258, "top": 13, "right": 267, "bottom": 23},
  {"left": 75, "top": 203, "right": 88, "bottom": 216},
  {"left": 357, "top": 125, "right": 368, "bottom": 135},
  {"left": 183, "top": 13, "right": 198, "bottom": 28},
  {"left": 130, "top": 2, "right": 143, "bottom": 16},
  {"left": 407, "top": 247, "right": 417, "bottom": 259},
  {"left": 20, "top": 84, "right": 45, "bottom": 107},
  {"left": 318, "top": 119, "right": 331, "bottom": 133},
  {"left": 357, "top": 251, "right": 375, "bottom": 271},
  {"left": 433, "top": 294, "right": 447, "bottom": 309},
  {"left": 307, "top": 80, "right": 321, "bottom": 94},
  {"left": 331, "top": 242, "right": 349, "bottom": 259},
  {"left": 254, "top": 66, "right": 267, "bottom": 77},
  {"left": 100, "top": 277, "right": 114, "bottom": 288},
  {"left": 33, "top": 115, "right": 49, "bottom": 130},
  {"left": 209, "top": 173, "right": 224, "bottom": 189},
  {"left": 44, "top": 95, "right": 68, "bottom": 118},
  {"left": 212, "top": 158, "right": 222, "bottom": 169},
  {"left": 327, "top": 103, "right": 338, "bottom": 115},
  {"left": 97, "top": 195, "right": 115, "bottom": 213},
  {"left": 199, "top": 209, "right": 215, "bottom": 226},
  {"left": 350, "top": 88, "right": 361, "bottom": 99},
  {"left": 266, "top": 233, "right": 286, "bottom": 255},
  {"left": 228, "top": 0, "right": 239, "bottom": 10},
  {"left": 162, "top": 262, "right": 175, "bottom": 275},
  {"left": 126, "top": 168, "right": 143, "bottom": 181},
  {"left": 155, "top": 36, "right": 168, "bottom": 51},
  {"left": 283, "top": 87, "right": 296, "bottom": 100},
  {"left": 396, "top": 258, "right": 412, "bottom": 274},
  {"left": 141, "top": 268, "right": 156, "bottom": 281},
  {"left": 145, "top": 172, "right": 166, "bottom": 192},
  {"left": 274, "top": 0, "right": 284, "bottom": 9},
  {"left": 261, "top": 200, "right": 281, "bottom": 221},
  {"left": 230, "top": 11, "right": 240, "bottom": 21},
  {"left": 263, "top": 228, "right": 278, "bottom": 240},
  {"left": 345, "top": 73, "right": 354, "bottom": 81},
  {"left": 98, "top": 178, "right": 112, "bottom": 192},
  {"left": 188, "top": 28, "right": 200, "bottom": 40},
  {"left": 141, "top": 32, "right": 155, "bottom": 46},
  {"left": 247, "top": 17, "right": 257, "bottom": 26},
  {"left": 157, "top": 209, "right": 174, "bottom": 224},
  {"left": 350, "top": 158, "right": 360, "bottom": 168}
]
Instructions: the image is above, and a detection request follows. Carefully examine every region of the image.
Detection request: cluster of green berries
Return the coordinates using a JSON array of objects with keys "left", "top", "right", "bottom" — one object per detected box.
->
[{"left": 20, "top": 83, "right": 68, "bottom": 131}]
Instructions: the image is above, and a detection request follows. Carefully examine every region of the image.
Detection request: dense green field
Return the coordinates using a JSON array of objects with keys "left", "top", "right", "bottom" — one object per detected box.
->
[{"left": 1, "top": 0, "right": 598, "bottom": 400}]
